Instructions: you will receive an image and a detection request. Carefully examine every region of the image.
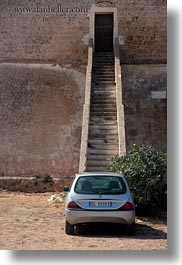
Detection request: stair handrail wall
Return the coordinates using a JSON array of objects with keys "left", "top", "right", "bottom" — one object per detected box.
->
[
  {"left": 114, "top": 38, "right": 126, "bottom": 155},
  {"left": 79, "top": 38, "right": 93, "bottom": 173}
]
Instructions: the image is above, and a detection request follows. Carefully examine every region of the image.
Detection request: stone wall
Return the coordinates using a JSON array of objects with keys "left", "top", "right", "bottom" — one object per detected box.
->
[
  {"left": 0, "top": 0, "right": 167, "bottom": 63},
  {"left": 118, "top": 0, "right": 167, "bottom": 63},
  {"left": 122, "top": 64, "right": 167, "bottom": 152},
  {"left": 0, "top": 63, "right": 85, "bottom": 177},
  {"left": 0, "top": 0, "right": 167, "bottom": 182}
]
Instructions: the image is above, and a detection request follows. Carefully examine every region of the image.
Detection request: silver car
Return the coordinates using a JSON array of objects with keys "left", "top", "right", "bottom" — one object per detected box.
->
[{"left": 64, "top": 172, "right": 135, "bottom": 235}]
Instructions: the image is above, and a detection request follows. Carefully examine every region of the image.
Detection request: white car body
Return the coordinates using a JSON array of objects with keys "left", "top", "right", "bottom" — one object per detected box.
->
[{"left": 64, "top": 172, "right": 135, "bottom": 235}]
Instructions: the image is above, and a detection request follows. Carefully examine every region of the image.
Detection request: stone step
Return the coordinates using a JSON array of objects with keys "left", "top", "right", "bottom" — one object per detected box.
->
[
  {"left": 92, "top": 90, "right": 116, "bottom": 94},
  {"left": 91, "top": 101, "right": 116, "bottom": 105},
  {"left": 93, "top": 56, "right": 115, "bottom": 60},
  {"left": 91, "top": 101, "right": 115, "bottom": 107},
  {"left": 92, "top": 94, "right": 116, "bottom": 98},
  {"left": 87, "top": 154, "right": 114, "bottom": 161},
  {"left": 94, "top": 52, "right": 114, "bottom": 55},
  {"left": 93, "top": 70, "right": 114, "bottom": 73},
  {"left": 93, "top": 56, "right": 114, "bottom": 59},
  {"left": 91, "top": 99, "right": 116, "bottom": 103},
  {"left": 86, "top": 142, "right": 118, "bottom": 150},
  {"left": 86, "top": 166, "right": 109, "bottom": 172},
  {"left": 87, "top": 160, "right": 112, "bottom": 167},
  {"left": 90, "top": 115, "right": 117, "bottom": 121},
  {"left": 91, "top": 99, "right": 116, "bottom": 104},
  {"left": 93, "top": 72, "right": 115, "bottom": 75},
  {"left": 90, "top": 111, "right": 117, "bottom": 116},
  {"left": 90, "top": 109, "right": 116, "bottom": 114},
  {"left": 87, "top": 148, "right": 118, "bottom": 155},
  {"left": 88, "top": 134, "right": 118, "bottom": 140},
  {"left": 88, "top": 131, "right": 117, "bottom": 138},
  {"left": 92, "top": 91, "right": 116, "bottom": 94},
  {"left": 89, "top": 120, "right": 117, "bottom": 125},
  {"left": 88, "top": 136, "right": 118, "bottom": 144},
  {"left": 90, "top": 108, "right": 117, "bottom": 113},
  {"left": 92, "top": 84, "right": 116, "bottom": 88},
  {"left": 94, "top": 56, "right": 114, "bottom": 59},
  {"left": 92, "top": 80, "right": 116, "bottom": 86},
  {"left": 92, "top": 88, "right": 116, "bottom": 93},
  {"left": 92, "top": 65, "right": 115, "bottom": 71},
  {"left": 89, "top": 136, "right": 118, "bottom": 142},
  {"left": 91, "top": 95, "right": 116, "bottom": 100},
  {"left": 93, "top": 57, "right": 114, "bottom": 60},
  {"left": 89, "top": 128, "right": 118, "bottom": 133},
  {"left": 94, "top": 57, "right": 114, "bottom": 60},
  {"left": 91, "top": 95, "right": 116, "bottom": 99},
  {"left": 91, "top": 93, "right": 116, "bottom": 99},
  {"left": 89, "top": 117, "right": 117, "bottom": 125},
  {"left": 90, "top": 116, "right": 117, "bottom": 121},
  {"left": 94, "top": 55, "right": 114, "bottom": 58},
  {"left": 93, "top": 62, "right": 114, "bottom": 66},
  {"left": 91, "top": 97, "right": 116, "bottom": 101},
  {"left": 92, "top": 73, "right": 115, "bottom": 79},
  {"left": 94, "top": 53, "right": 114, "bottom": 57},
  {"left": 91, "top": 103, "right": 116, "bottom": 107},
  {"left": 90, "top": 111, "right": 117, "bottom": 115},
  {"left": 92, "top": 62, "right": 115, "bottom": 67},
  {"left": 93, "top": 74, "right": 115, "bottom": 78},
  {"left": 91, "top": 100, "right": 116, "bottom": 106},
  {"left": 93, "top": 61, "right": 114, "bottom": 64},
  {"left": 89, "top": 122, "right": 117, "bottom": 127},
  {"left": 90, "top": 110, "right": 117, "bottom": 115},
  {"left": 94, "top": 81, "right": 115, "bottom": 84},
  {"left": 92, "top": 69, "right": 115, "bottom": 73},
  {"left": 90, "top": 121, "right": 117, "bottom": 126},
  {"left": 94, "top": 78, "right": 115, "bottom": 82},
  {"left": 91, "top": 96, "right": 116, "bottom": 101},
  {"left": 92, "top": 90, "right": 116, "bottom": 95},
  {"left": 91, "top": 97, "right": 116, "bottom": 102},
  {"left": 90, "top": 115, "right": 117, "bottom": 120},
  {"left": 93, "top": 63, "right": 114, "bottom": 66},
  {"left": 89, "top": 119, "right": 117, "bottom": 124}
]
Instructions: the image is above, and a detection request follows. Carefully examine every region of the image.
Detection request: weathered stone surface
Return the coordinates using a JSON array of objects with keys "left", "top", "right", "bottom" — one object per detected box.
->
[
  {"left": 0, "top": 0, "right": 166, "bottom": 63},
  {"left": 0, "top": 175, "right": 73, "bottom": 193},
  {"left": 122, "top": 64, "right": 167, "bottom": 152},
  {"left": 0, "top": 1, "right": 167, "bottom": 190},
  {"left": 0, "top": 63, "right": 85, "bottom": 176}
]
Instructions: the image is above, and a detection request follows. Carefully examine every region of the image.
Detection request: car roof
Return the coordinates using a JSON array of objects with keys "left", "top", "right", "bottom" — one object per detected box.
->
[{"left": 75, "top": 172, "right": 125, "bottom": 178}]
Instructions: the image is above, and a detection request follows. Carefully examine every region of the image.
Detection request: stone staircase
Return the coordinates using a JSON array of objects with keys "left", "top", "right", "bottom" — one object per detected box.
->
[{"left": 86, "top": 52, "right": 119, "bottom": 172}]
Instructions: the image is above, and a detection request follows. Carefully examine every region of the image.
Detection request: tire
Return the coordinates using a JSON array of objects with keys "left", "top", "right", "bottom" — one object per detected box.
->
[
  {"left": 65, "top": 221, "right": 75, "bottom": 235},
  {"left": 124, "top": 222, "right": 136, "bottom": 236}
]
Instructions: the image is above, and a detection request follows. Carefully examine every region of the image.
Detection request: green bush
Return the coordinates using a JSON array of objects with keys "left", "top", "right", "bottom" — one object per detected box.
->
[{"left": 109, "top": 144, "right": 167, "bottom": 210}]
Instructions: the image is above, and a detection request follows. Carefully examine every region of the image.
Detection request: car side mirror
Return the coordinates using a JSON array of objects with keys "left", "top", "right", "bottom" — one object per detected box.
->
[
  {"left": 130, "top": 187, "right": 136, "bottom": 192},
  {"left": 63, "top": 186, "right": 70, "bottom": 192}
]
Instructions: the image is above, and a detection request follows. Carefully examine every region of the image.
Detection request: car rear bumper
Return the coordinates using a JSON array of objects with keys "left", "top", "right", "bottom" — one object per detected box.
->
[{"left": 66, "top": 209, "right": 135, "bottom": 225}]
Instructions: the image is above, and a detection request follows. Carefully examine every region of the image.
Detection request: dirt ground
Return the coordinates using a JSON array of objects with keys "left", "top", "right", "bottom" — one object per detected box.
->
[{"left": 0, "top": 191, "right": 167, "bottom": 251}]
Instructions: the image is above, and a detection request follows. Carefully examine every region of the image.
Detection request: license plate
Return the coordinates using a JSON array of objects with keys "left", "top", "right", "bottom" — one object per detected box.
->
[{"left": 89, "top": 201, "right": 112, "bottom": 208}]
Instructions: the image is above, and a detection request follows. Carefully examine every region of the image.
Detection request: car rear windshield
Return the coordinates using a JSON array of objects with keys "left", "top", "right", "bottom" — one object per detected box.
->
[{"left": 74, "top": 176, "right": 127, "bottom": 194}]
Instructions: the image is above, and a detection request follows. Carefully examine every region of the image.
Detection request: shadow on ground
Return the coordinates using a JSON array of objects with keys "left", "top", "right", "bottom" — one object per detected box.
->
[{"left": 75, "top": 222, "right": 167, "bottom": 240}]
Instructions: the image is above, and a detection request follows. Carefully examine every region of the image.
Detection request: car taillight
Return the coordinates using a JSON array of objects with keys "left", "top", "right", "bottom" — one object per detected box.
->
[
  {"left": 67, "top": 201, "right": 82, "bottom": 209},
  {"left": 119, "top": 202, "right": 135, "bottom": 211}
]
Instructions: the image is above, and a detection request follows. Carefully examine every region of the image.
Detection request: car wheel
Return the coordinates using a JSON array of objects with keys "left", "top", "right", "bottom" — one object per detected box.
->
[
  {"left": 65, "top": 221, "right": 75, "bottom": 235},
  {"left": 125, "top": 222, "right": 136, "bottom": 236}
]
